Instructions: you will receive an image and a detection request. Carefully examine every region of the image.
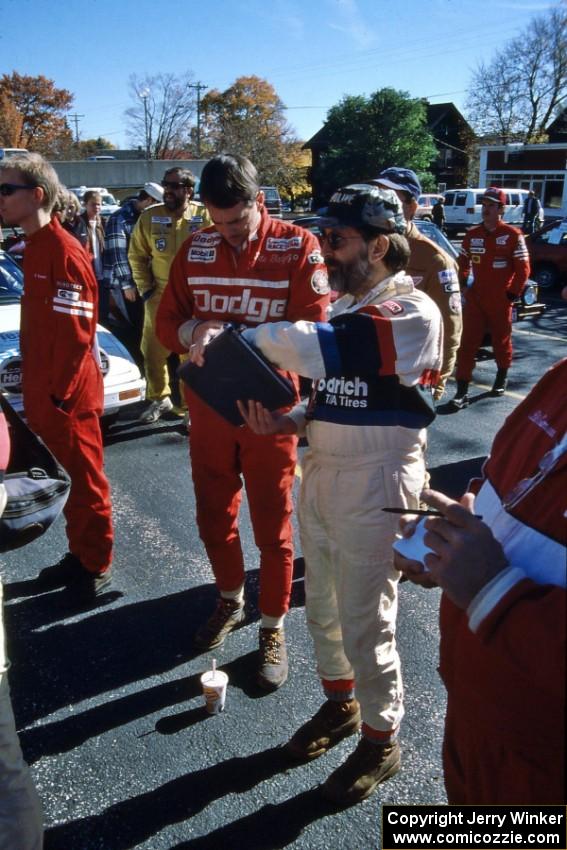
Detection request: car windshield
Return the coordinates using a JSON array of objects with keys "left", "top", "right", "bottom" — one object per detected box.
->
[
  {"left": 0, "top": 254, "right": 23, "bottom": 303},
  {"left": 415, "top": 220, "right": 458, "bottom": 259}
]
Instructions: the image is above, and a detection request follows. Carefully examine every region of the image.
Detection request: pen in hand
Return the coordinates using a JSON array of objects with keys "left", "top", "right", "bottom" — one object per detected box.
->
[{"left": 382, "top": 507, "right": 483, "bottom": 519}]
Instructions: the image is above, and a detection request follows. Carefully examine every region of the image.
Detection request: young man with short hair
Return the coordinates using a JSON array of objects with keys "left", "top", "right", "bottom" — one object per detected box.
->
[
  {"left": 0, "top": 153, "right": 113, "bottom": 599},
  {"left": 156, "top": 154, "right": 330, "bottom": 691}
]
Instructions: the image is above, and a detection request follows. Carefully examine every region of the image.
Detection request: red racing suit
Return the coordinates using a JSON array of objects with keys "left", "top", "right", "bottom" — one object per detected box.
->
[
  {"left": 456, "top": 222, "right": 530, "bottom": 380},
  {"left": 439, "top": 358, "right": 566, "bottom": 803},
  {"left": 156, "top": 209, "right": 330, "bottom": 617},
  {"left": 21, "top": 218, "right": 113, "bottom": 573}
]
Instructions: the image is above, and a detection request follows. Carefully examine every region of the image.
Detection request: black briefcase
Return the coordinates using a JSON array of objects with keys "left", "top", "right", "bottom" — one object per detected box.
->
[{"left": 177, "top": 325, "right": 296, "bottom": 426}]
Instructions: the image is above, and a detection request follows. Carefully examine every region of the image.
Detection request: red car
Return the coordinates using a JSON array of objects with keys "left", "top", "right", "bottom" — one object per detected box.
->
[{"left": 526, "top": 218, "right": 567, "bottom": 290}]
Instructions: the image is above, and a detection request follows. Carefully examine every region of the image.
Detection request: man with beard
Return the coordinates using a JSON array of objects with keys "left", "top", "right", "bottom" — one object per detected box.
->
[
  {"left": 192, "top": 184, "right": 442, "bottom": 804},
  {"left": 128, "top": 167, "right": 210, "bottom": 423}
]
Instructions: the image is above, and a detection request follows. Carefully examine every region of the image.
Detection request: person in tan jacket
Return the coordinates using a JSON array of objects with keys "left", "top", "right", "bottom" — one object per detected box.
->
[
  {"left": 371, "top": 168, "right": 462, "bottom": 400},
  {"left": 128, "top": 167, "right": 210, "bottom": 423}
]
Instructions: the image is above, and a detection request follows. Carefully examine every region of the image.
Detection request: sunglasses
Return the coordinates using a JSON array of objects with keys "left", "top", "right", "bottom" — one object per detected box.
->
[
  {"left": 0, "top": 183, "right": 36, "bottom": 197},
  {"left": 161, "top": 180, "right": 188, "bottom": 191},
  {"left": 320, "top": 231, "right": 363, "bottom": 250}
]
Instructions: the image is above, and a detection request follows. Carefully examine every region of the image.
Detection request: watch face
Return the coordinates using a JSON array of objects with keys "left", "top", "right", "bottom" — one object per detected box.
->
[{"left": 523, "top": 284, "right": 537, "bottom": 305}]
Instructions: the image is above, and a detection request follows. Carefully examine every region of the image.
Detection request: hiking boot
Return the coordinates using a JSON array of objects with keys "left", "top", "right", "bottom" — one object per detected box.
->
[
  {"left": 321, "top": 737, "right": 401, "bottom": 805},
  {"left": 257, "top": 627, "right": 288, "bottom": 691},
  {"left": 286, "top": 698, "right": 361, "bottom": 760},
  {"left": 70, "top": 567, "right": 113, "bottom": 600},
  {"left": 138, "top": 397, "right": 173, "bottom": 424},
  {"left": 491, "top": 368, "right": 508, "bottom": 396},
  {"left": 449, "top": 380, "right": 469, "bottom": 410},
  {"left": 194, "top": 598, "right": 246, "bottom": 650},
  {"left": 36, "top": 552, "right": 83, "bottom": 590}
]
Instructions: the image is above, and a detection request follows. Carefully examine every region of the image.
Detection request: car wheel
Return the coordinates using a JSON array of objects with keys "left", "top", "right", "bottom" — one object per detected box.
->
[
  {"left": 532, "top": 263, "right": 559, "bottom": 290},
  {"left": 422, "top": 215, "right": 432, "bottom": 222}
]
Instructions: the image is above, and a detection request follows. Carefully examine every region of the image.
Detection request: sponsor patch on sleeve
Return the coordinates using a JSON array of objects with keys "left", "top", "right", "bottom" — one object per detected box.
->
[
  {"left": 155, "top": 238, "right": 167, "bottom": 252},
  {"left": 449, "top": 292, "right": 462, "bottom": 314},
  {"left": 56, "top": 288, "right": 80, "bottom": 302},
  {"left": 380, "top": 300, "right": 404, "bottom": 315},
  {"left": 307, "top": 250, "right": 324, "bottom": 265},
  {"left": 310, "top": 269, "right": 330, "bottom": 295}
]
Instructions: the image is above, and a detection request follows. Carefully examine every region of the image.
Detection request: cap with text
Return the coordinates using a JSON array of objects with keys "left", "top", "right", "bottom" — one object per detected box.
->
[
  {"left": 316, "top": 184, "right": 406, "bottom": 234},
  {"left": 372, "top": 167, "right": 422, "bottom": 201}
]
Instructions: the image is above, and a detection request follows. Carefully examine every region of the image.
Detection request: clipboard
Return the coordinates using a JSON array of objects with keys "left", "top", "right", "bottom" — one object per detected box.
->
[{"left": 177, "top": 325, "right": 296, "bottom": 426}]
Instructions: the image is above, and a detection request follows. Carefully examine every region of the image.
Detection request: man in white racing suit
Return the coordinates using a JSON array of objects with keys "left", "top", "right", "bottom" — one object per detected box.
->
[{"left": 192, "top": 184, "right": 442, "bottom": 805}]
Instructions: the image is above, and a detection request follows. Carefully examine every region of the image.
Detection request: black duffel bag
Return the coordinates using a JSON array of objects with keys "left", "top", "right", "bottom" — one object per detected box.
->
[{"left": 0, "top": 394, "right": 71, "bottom": 552}]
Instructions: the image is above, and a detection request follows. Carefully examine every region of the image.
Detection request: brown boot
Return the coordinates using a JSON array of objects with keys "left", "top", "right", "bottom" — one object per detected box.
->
[
  {"left": 322, "top": 737, "right": 401, "bottom": 805},
  {"left": 286, "top": 698, "right": 361, "bottom": 760},
  {"left": 194, "top": 598, "right": 245, "bottom": 650},
  {"left": 257, "top": 627, "right": 288, "bottom": 691}
]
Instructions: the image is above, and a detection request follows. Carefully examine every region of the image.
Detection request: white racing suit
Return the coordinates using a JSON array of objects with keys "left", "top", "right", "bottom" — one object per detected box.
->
[{"left": 244, "top": 271, "right": 442, "bottom": 735}]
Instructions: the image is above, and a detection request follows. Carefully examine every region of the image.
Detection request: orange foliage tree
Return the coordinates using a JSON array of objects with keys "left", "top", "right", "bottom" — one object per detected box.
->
[{"left": 0, "top": 72, "right": 74, "bottom": 157}]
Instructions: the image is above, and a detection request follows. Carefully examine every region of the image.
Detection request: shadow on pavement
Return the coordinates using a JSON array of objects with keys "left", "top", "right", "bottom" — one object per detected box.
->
[
  {"left": 44, "top": 748, "right": 329, "bottom": 850},
  {"left": 172, "top": 788, "right": 338, "bottom": 850}
]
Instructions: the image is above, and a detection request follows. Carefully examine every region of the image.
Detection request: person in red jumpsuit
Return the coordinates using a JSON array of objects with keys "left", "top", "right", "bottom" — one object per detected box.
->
[
  {"left": 451, "top": 187, "right": 530, "bottom": 409},
  {"left": 0, "top": 154, "right": 113, "bottom": 600},
  {"left": 395, "top": 355, "right": 566, "bottom": 804},
  {"left": 156, "top": 154, "right": 330, "bottom": 690}
]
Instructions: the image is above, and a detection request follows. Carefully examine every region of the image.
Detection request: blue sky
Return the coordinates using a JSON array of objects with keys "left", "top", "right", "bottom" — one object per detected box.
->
[{"left": 1, "top": 0, "right": 560, "bottom": 148}]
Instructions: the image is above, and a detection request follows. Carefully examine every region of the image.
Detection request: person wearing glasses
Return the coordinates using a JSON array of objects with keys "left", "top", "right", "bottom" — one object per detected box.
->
[
  {"left": 157, "top": 154, "right": 330, "bottom": 692},
  {"left": 192, "top": 184, "right": 442, "bottom": 804},
  {"left": 0, "top": 153, "right": 114, "bottom": 600},
  {"left": 128, "top": 168, "right": 210, "bottom": 424}
]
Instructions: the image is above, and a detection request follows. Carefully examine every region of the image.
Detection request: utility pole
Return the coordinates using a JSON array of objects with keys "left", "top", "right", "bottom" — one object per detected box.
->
[
  {"left": 188, "top": 82, "right": 208, "bottom": 157},
  {"left": 138, "top": 89, "right": 150, "bottom": 159},
  {"left": 68, "top": 113, "right": 84, "bottom": 144}
]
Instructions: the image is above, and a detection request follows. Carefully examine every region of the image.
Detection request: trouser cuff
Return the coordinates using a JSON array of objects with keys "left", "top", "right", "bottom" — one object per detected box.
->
[
  {"left": 322, "top": 678, "right": 355, "bottom": 702},
  {"left": 361, "top": 721, "right": 398, "bottom": 744}
]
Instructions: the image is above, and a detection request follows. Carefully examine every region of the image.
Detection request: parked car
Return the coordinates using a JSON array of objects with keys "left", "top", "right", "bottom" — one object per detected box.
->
[
  {"left": 0, "top": 250, "right": 145, "bottom": 422},
  {"left": 443, "top": 188, "right": 529, "bottom": 236},
  {"left": 414, "top": 194, "right": 444, "bottom": 222},
  {"left": 261, "top": 186, "right": 283, "bottom": 218},
  {"left": 525, "top": 218, "right": 567, "bottom": 290}
]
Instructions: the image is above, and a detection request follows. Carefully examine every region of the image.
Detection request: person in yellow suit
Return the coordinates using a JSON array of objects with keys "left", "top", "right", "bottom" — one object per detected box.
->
[{"left": 128, "top": 167, "right": 210, "bottom": 423}]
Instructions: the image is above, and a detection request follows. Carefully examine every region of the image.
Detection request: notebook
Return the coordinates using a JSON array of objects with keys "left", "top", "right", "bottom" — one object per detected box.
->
[{"left": 177, "top": 325, "right": 296, "bottom": 426}]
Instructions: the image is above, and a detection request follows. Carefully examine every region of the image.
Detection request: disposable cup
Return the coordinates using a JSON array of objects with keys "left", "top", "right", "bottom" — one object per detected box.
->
[{"left": 200, "top": 669, "right": 228, "bottom": 715}]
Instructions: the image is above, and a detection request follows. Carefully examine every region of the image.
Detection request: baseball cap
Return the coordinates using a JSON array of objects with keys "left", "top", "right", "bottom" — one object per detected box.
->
[
  {"left": 482, "top": 186, "right": 506, "bottom": 205},
  {"left": 372, "top": 167, "right": 422, "bottom": 200},
  {"left": 315, "top": 184, "right": 406, "bottom": 234},
  {"left": 141, "top": 182, "right": 164, "bottom": 202}
]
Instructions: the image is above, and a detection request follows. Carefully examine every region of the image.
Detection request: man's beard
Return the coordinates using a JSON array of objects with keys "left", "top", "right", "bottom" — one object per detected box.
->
[
  {"left": 326, "top": 249, "right": 372, "bottom": 296},
  {"left": 164, "top": 195, "right": 185, "bottom": 212}
]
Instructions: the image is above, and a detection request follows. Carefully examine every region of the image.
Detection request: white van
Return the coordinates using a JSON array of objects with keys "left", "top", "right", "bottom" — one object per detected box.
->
[{"left": 443, "top": 188, "right": 529, "bottom": 236}]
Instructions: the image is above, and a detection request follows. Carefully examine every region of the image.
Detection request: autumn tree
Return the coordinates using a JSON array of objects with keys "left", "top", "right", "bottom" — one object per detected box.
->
[
  {"left": 0, "top": 72, "right": 73, "bottom": 157},
  {"left": 465, "top": 6, "right": 567, "bottom": 143},
  {"left": 125, "top": 72, "right": 197, "bottom": 159},
  {"left": 311, "top": 88, "right": 437, "bottom": 203},
  {"left": 201, "top": 76, "right": 296, "bottom": 184},
  {"left": 0, "top": 92, "right": 23, "bottom": 147}
]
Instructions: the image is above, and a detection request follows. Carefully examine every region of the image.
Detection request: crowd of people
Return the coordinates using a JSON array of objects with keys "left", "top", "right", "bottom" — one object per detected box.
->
[{"left": 0, "top": 150, "right": 564, "bottom": 845}]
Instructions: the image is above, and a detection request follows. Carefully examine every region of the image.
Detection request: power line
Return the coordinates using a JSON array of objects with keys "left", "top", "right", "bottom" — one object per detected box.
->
[{"left": 68, "top": 113, "right": 84, "bottom": 143}]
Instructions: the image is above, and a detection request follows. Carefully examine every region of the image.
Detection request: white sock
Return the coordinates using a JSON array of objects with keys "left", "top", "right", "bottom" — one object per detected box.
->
[
  {"left": 261, "top": 614, "right": 285, "bottom": 630},
  {"left": 220, "top": 585, "right": 245, "bottom": 606}
]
